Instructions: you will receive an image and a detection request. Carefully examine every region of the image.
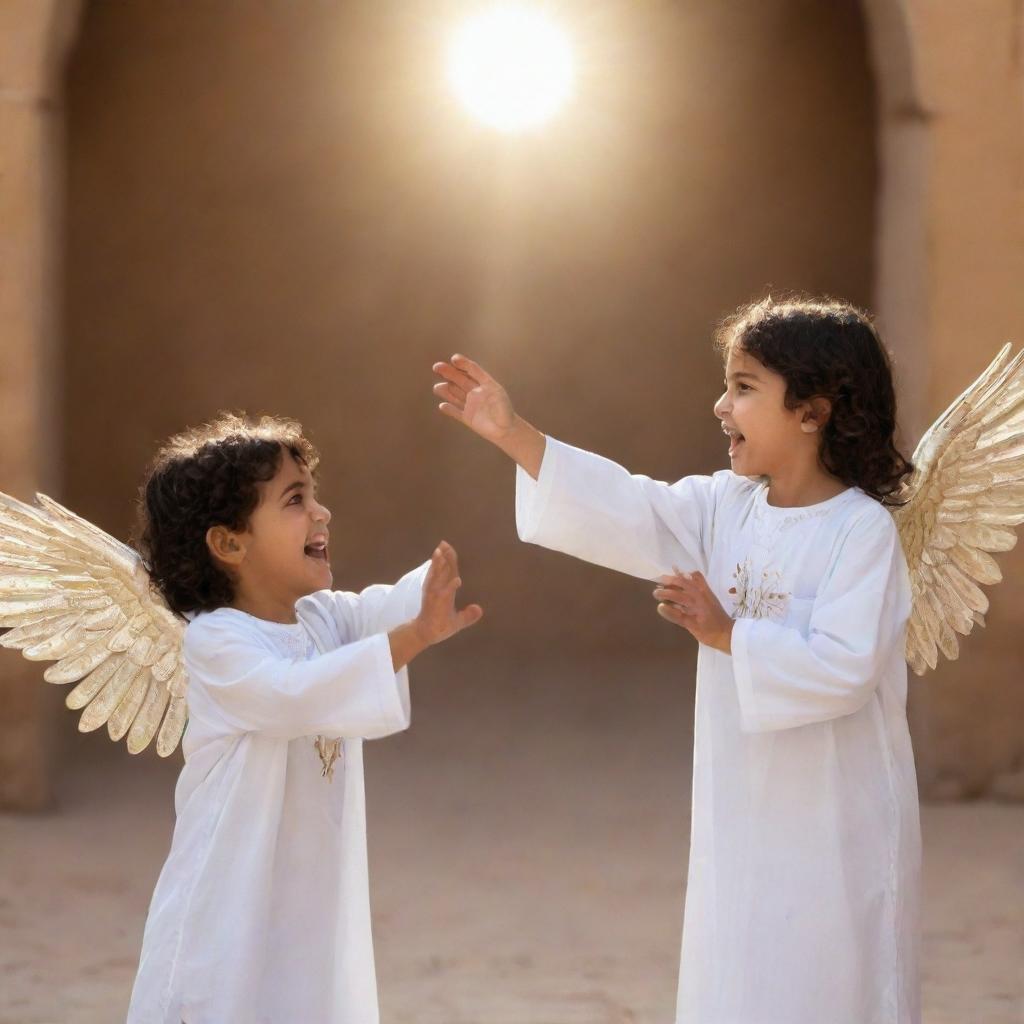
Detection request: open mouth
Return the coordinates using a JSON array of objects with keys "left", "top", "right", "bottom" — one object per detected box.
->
[
  {"left": 723, "top": 425, "right": 745, "bottom": 455},
  {"left": 304, "top": 541, "right": 329, "bottom": 564}
]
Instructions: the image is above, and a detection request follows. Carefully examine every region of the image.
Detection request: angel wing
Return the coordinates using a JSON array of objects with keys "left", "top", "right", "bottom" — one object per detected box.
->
[
  {"left": 0, "top": 490, "right": 188, "bottom": 755},
  {"left": 887, "top": 343, "right": 1024, "bottom": 675}
]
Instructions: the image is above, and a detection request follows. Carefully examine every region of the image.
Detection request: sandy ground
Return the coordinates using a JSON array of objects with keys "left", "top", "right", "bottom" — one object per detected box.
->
[{"left": 1, "top": 655, "right": 1022, "bottom": 1023}]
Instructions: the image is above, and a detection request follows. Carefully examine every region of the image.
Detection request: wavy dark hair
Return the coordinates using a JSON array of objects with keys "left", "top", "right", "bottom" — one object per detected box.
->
[
  {"left": 713, "top": 295, "right": 914, "bottom": 501},
  {"left": 131, "top": 412, "right": 320, "bottom": 617}
]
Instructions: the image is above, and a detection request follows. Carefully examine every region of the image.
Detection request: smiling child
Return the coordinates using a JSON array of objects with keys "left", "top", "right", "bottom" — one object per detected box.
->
[
  {"left": 126, "top": 412, "right": 481, "bottom": 1024},
  {"left": 433, "top": 296, "right": 922, "bottom": 1024}
]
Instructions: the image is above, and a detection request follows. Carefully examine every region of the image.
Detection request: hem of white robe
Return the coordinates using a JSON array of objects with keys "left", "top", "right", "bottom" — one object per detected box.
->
[{"left": 514, "top": 434, "right": 558, "bottom": 542}]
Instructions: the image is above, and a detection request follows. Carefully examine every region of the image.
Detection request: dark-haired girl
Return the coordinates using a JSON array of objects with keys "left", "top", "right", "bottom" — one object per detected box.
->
[
  {"left": 126, "top": 413, "right": 481, "bottom": 1024},
  {"left": 433, "top": 296, "right": 921, "bottom": 1024}
]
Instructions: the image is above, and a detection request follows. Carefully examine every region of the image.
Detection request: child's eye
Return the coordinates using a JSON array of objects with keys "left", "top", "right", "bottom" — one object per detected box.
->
[{"left": 289, "top": 494, "right": 302, "bottom": 504}]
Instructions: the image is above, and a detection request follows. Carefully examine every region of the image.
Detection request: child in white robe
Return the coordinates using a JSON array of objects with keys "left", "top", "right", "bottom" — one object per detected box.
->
[
  {"left": 432, "top": 296, "right": 921, "bottom": 1024},
  {"left": 125, "top": 412, "right": 482, "bottom": 1024}
]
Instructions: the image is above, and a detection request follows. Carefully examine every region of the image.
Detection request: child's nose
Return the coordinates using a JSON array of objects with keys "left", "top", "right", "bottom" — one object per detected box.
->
[
  {"left": 714, "top": 392, "right": 729, "bottom": 418},
  {"left": 315, "top": 503, "right": 331, "bottom": 524}
]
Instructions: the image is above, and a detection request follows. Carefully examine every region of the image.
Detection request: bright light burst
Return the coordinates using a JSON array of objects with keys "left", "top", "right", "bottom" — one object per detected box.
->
[{"left": 447, "top": 6, "right": 575, "bottom": 133}]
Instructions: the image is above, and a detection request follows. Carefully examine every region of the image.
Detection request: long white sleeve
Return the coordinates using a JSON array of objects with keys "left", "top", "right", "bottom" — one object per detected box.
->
[
  {"left": 183, "top": 623, "right": 406, "bottom": 741},
  {"left": 515, "top": 436, "right": 725, "bottom": 581},
  {"left": 730, "top": 505, "right": 912, "bottom": 732},
  {"left": 313, "top": 560, "right": 431, "bottom": 642},
  {"left": 292, "top": 560, "right": 430, "bottom": 736}
]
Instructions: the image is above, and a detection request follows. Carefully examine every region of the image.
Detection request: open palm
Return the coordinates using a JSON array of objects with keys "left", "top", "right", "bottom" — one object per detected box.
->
[
  {"left": 432, "top": 354, "right": 515, "bottom": 443},
  {"left": 417, "top": 541, "right": 483, "bottom": 645}
]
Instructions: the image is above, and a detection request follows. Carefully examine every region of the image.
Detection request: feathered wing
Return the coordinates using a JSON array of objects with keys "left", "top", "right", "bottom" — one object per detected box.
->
[
  {"left": 0, "top": 491, "right": 188, "bottom": 755},
  {"left": 888, "top": 343, "right": 1024, "bottom": 675}
]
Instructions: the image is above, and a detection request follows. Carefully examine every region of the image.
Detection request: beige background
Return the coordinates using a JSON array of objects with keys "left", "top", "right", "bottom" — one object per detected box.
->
[{"left": 0, "top": 1, "right": 1022, "bottom": 1020}]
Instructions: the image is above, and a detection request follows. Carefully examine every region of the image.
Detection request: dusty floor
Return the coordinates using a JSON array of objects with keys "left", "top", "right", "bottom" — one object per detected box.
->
[{"left": 1, "top": 656, "right": 1022, "bottom": 1023}]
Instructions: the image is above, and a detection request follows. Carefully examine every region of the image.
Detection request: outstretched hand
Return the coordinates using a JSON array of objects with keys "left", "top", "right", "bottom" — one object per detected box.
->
[
  {"left": 432, "top": 354, "right": 516, "bottom": 444},
  {"left": 432, "top": 353, "right": 547, "bottom": 479},
  {"left": 653, "top": 569, "right": 734, "bottom": 654},
  {"left": 415, "top": 541, "right": 484, "bottom": 646}
]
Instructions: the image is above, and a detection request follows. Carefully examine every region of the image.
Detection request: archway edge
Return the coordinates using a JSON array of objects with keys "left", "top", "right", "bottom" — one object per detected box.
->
[
  {"left": 0, "top": 0, "right": 83, "bottom": 809},
  {"left": 862, "top": 0, "right": 1024, "bottom": 798}
]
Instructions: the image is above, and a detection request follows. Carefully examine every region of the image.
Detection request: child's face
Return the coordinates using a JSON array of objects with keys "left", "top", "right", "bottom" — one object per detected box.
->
[
  {"left": 215, "top": 451, "right": 333, "bottom": 605},
  {"left": 713, "top": 346, "right": 821, "bottom": 477}
]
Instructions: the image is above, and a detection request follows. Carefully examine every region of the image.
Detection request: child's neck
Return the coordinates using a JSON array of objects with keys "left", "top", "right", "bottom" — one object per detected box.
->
[
  {"left": 229, "top": 588, "right": 300, "bottom": 625},
  {"left": 764, "top": 467, "right": 850, "bottom": 509}
]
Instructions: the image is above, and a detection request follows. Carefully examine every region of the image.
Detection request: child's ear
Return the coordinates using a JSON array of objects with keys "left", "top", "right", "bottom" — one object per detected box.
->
[
  {"left": 206, "top": 524, "right": 246, "bottom": 567},
  {"left": 801, "top": 396, "right": 832, "bottom": 432}
]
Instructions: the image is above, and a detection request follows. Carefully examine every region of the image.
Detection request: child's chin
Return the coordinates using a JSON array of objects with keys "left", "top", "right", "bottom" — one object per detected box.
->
[
  {"left": 730, "top": 454, "right": 763, "bottom": 479},
  {"left": 301, "top": 567, "right": 332, "bottom": 592}
]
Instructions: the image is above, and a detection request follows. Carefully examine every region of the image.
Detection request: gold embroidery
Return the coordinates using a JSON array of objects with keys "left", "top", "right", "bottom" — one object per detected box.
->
[
  {"left": 313, "top": 735, "right": 343, "bottom": 781},
  {"left": 728, "top": 558, "right": 791, "bottom": 621}
]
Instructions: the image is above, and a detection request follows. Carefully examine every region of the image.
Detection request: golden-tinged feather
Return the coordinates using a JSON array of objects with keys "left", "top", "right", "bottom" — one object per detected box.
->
[
  {"left": 66, "top": 659, "right": 121, "bottom": 710},
  {"left": 157, "top": 693, "right": 188, "bottom": 757},
  {"left": 23, "top": 623, "right": 94, "bottom": 662},
  {"left": 0, "top": 488, "right": 189, "bottom": 755},
  {"left": 889, "top": 343, "right": 1024, "bottom": 675},
  {"left": 126, "top": 673, "right": 172, "bottom": 754},
  {"left": 108, "top": 669, "right": 155, "bottom": 742},
  {"left": 78, "top": 658, "right": 144, "bottom": 733},
  {"left": 0, "top": 611, "right": 80, "bottom": 649},
  {"left": 43, "top": 635, "right": 118, "bottom": 684}
]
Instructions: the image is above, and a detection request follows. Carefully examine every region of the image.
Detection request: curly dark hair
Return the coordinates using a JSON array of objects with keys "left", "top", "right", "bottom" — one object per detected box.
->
[
  {"left": 131, "top": 412, "right": 321, "bottom": 617},
  {"left": 713, "top": 295, "right": 914, "bottom": 501}
]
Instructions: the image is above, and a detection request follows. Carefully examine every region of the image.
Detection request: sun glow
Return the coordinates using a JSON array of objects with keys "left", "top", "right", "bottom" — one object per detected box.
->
[{"left": 446, "top": 6, "right": 575, "bottom": 133}]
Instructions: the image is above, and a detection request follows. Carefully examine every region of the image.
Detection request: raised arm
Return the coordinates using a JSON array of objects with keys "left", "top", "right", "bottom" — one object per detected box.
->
[
  {"left": 187, "top": 545, "right": 482, "bottom": 740},
  {"left": 433, "top": 354, "right": 718, "bottom": 581},
  {"left": 385, "top": 542, "right": 483, "bottom": 671},
  {"left": 184, "top": 623, "right": 410, "bottom": 741},
  {"left": 433, "top": 354, "right": 546, "bottom": 479}
]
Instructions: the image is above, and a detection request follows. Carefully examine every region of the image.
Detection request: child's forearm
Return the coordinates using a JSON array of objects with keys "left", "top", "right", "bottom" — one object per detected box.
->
[
  {"left": 496, "top": 416, "right": 546, "bottom": 480},
  {"left": 388, "top": 621, "right": 430, "bottom": 672}
]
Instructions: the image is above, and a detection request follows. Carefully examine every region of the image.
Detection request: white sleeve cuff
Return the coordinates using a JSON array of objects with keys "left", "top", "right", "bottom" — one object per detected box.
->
[
  {"left": 368, "top": 632, "right": 412, "bottom": 737},
  {"left": 515, "top": 435, "right": 558, "bottom": 542}
]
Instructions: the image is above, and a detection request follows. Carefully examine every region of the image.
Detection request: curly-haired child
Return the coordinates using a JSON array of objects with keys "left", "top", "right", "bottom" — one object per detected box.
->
[
  {"left": 433, "top": 296, "right": 922, "bottom": 1024},
  {"left": 125, "top": 412, "right": 482, "bottom": 1024}
]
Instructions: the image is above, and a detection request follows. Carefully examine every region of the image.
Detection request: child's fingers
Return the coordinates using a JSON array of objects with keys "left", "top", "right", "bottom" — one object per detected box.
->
[
  {"left": 657, "top": 576, "right": 699, "bottom": 600},
  {"left": 652, "top": 586, "right": 690, "bottom": 606},
  {"left": 660, "top": 572, "right": 713, "bottom": 602},
  {"left": 432, "top": 361, "right": 478, "bottom": 393},
  {"left": 425, "top": 545, "right": 450, "bottom": 585},
  {"left": 691, "top": 571, "right": 714, "bottom": 595},
  {"left": 422, "top": 556, "right": 440, "bottom": 591},
  {"left": 432, "top": 554, "right": 456, "bottom": 591},
  {"left": 659, "top": 571, "right": 691, "bottom": 586},
  {"left": 656, "top": 602, "right": 695, "bottom": 629},
  {"left": 433, "top": 381, "right": 467, "bottom": 407},
  {"left": 455, "top": 603, "right": 484, "bottom": 631},
  {"left": 430, "top": 541, "right": 457, "bottom": 579},
  {"left": 444, "top": 543, "right": 460, "bottom": 577},
  {"left": 654, "top": 594, "right": 694, "bottom": 617},
  {"left": 438, "top": 402, "right": 467, "bottom": 424},
  {"left": 450, "top": 353, "right": 495, "bottom": 386}
]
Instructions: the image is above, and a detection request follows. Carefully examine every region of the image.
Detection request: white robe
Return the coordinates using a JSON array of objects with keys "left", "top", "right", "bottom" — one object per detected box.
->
[
  {"left": 516, "top": 437, "right": 921, "bottom": 1024},
  {"left": 126, "top": 562, "right": 429, "bottom": 1024}
]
